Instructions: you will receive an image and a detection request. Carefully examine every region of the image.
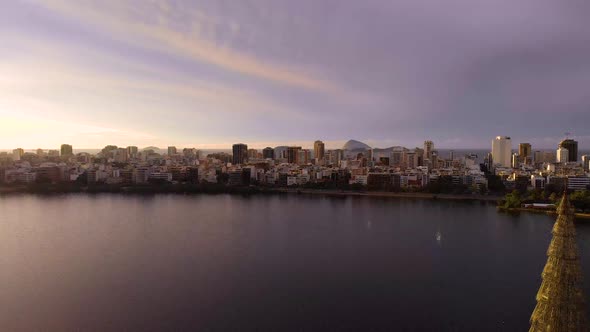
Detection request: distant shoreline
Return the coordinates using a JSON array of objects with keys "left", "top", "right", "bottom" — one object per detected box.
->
[
  {"left": 5, "top": 185, "right": 589, "bottom": 219},
  {"left": 272, "top": 188, "right": 501, "bottom": 202},
  {"left": 0, "top": 184, "right": 502, "bottom": 202},
  {"left": 497, "top": 206, "right": 590, "bottom": 220}
]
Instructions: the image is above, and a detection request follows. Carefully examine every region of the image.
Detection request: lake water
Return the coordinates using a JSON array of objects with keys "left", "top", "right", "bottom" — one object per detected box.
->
[{"left": 1, "top": 194, "right": 589, "bottom": 331}]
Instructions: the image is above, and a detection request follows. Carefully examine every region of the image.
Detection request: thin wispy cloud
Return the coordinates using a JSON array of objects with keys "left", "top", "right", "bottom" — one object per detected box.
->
[{"left": 37, "top": 0, "right": 338, "bottom": 93}]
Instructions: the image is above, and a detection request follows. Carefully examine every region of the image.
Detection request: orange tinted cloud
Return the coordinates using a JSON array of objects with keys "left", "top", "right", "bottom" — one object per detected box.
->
[{"left": 39, "top": 0, "right": 338, "bottom": 93}]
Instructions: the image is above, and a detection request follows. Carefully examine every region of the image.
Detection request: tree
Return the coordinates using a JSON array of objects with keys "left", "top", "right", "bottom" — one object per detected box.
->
[
  {"left": 503, "top": 190, "right": 522, "bottom": 209},
  {"left": 528, "top": 189, "right": 543, "bottom": 201},
  {"left": 570, "top": 190, "right": 590, "bottom": 212}
]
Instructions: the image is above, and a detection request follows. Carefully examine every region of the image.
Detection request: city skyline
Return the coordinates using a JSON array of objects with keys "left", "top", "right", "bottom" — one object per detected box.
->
[
  {"left": 2, "top": 1, "right": 590, "bottom": 149},
  {"left": 2, "top": 137, "right": 588, "bottom": 152}
]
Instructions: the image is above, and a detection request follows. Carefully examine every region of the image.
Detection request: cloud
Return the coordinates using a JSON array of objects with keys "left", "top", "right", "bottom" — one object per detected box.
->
[
  {"left": 0, "top": 34, "right": 304, "bottom": 114},
  {"left": 3, "top": 0, "right": 590, "bottom": 148},
  {"left": 37, "top": 0, "right": 339, "bottom": 93}
]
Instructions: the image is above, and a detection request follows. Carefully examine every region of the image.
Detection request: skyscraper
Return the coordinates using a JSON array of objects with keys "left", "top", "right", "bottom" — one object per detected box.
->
[
  {"left": 232, "top": 143, "right": 248, "bottom": 165},
  {"left": 511, "top": 153, "right": 519, "bottom": 168},
  {"left": 582, "top": 155, "right": 590, "bottom": 171},
  {"left": 127, "top": 146, "right": 139, "bottom": 158},
  {"left": 262, "top": 147, "right": 275, "bottom": 159},
  {"left": 519, "top": 143, "right": 531, "bottom": 164},
  {"left": 423, "top": 140, "right": 434, "bottom": 161},
  {"left": 298, "top": 149, "right": 311, "bottom": 165},
  {"left": 559, "top": 139, "right": 578, "bottom": 162},
  {"left": 287, "top": 146, "right": 302, "bottom": 164},
  {"left": 167, "top": 146, "right": 177, "bottom": 155},
  {"left": 314, "top": 140, "right": 325, "bottom": 162},
  {"left": 247, "top": 149, "right": 259, "bottom": 159},
  {"left": 12, "top": 148, "right": 24, "bottom": 161},
  {"left": 491, "top": 136, "right": 512, "bottom": 167},
  {"left": 557, "top": 147, "right": 569, "bottom": 163},
  {"left": 60, "top": 144, "right": 73, "bottom": 156}
]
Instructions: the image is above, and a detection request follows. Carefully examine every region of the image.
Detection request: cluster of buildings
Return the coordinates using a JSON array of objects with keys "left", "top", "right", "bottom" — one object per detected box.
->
[
  {"left": 1, "top": 137, "right": 588, "bottom": 193},
  {"left": 488, "top": 136, "right": 590, "bottom": 192}
]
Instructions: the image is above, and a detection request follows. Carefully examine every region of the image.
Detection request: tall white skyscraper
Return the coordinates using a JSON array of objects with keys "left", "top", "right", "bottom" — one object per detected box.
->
[{"left": 491, "top": 136, "right": 512, "bottom": 167}]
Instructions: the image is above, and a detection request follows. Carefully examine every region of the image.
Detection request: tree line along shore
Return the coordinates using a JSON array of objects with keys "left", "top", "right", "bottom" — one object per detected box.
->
[{"left": 2, "top": 182, "right": 589, "bottom": 219}]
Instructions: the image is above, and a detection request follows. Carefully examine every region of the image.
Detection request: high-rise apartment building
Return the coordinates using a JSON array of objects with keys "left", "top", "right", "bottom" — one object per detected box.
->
[
  {"left": 533, "top": 151, "right": 542, "bottom": 164},
  {"left": 533, "top": 150, "right": 556, "bottom": 164},
  {"left": 60, "top": 144, "right": 73, "bottom": 156},
  {"left": 127, "top": 146, "right": 139, "bottom": 158},
  {"left": 114, "top": 148, "right": 128, "bottom": 162},
  {"left": 262, "top": 147, "right": 275, "bottom": 159},
  {"left": 287, "top": 146, "right": 302, "bottom": 164},
  {"left": 12, "top": 148, "right": 24, "bottom": 161},
  {"left": 326, "top": 149, "right": 343, "bottom": 166},
  {"left": 511, "top": 153, "right": 520, "bottom": 168},
  {"left": 519, "top": 143, "right": 531, "bottom": 164},
  {"left": 298, "top": 149, "right": 311, "bottom": 165},
  {"left": 182, "top": 148, "right": 198, "bottom": 158},
  {"left": 557, "top": 147, "right": 569, "bottom": 163},
  {"left": 247, "top": 149, "right": 259, "bottom": 159},
  {"left": 559, "top": 139, "right": 578, "bottom": 162},
  {"left": 423, "top": 140, "right": 434, "bottom": 161},
  {"left": 232, "top": 143, "right": 248, "bottom": 165},
  {"left": 167, "top": 146, "right": 177, "bottom": 155},
  {"left": 314, "top": 140, "right": 325, "bottom": 162},
  {"left": 582, "top": 155, "right": 590, "bottom": 171},
  {"left": 491, "top": 136, "right": 512, "bottom": 167}
]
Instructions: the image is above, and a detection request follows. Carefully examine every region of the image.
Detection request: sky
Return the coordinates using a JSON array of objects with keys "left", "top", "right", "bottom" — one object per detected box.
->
[{"left": 1, "top": 0, "right": 590, "bottom": 150}]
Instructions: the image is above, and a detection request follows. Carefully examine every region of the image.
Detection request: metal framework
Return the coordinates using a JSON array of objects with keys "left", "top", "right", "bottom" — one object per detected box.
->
[{"left": 530, "top": 192, "right": 588, "bottom": 331}]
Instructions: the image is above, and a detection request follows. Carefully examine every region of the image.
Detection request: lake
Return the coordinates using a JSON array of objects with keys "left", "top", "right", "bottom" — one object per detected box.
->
[{"left": 1, "top": 194, "right": 589, "bottom": 331}]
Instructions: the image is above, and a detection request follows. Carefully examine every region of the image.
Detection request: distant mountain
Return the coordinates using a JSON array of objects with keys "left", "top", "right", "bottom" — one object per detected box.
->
[
  {"left": 142, "top": 146, "right": 160, "bottom": 151},
  {"left": 342, "top": 139, "right": 371, "bottom": 150}
]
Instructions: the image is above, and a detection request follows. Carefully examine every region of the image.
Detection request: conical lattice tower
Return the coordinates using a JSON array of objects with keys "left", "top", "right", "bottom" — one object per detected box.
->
[{"left": 530, "top": 192, "right": 588, "bottom": 332}]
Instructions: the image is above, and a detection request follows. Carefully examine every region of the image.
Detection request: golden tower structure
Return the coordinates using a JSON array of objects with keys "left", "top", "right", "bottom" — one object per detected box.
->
[{"left": 530, "top": 192, "right": 587, "bottom": 331}]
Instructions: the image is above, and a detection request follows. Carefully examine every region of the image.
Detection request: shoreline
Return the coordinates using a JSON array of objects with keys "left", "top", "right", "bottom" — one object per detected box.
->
[
  {"left": 0, "top": 184, "right": 502, "bottom": 202},
  {"left": 4, "top": 184, "right": 588, "bottom": 219},
  {"left": 272, "top": 188, "right": 501, "bottom": 202},
  {"left": 497, "top": 206, "right": 590, "bottom": 220}
]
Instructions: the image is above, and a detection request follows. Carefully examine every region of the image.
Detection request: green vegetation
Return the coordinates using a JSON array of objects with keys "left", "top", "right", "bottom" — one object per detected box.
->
[
  {"left": 500, "top": 189, "right": 590, "bottom": 213},
  {"left": 503, "top": 190, "right": 522, "bottom": 209},
  {"left": 570, "top": 190, "right": 590, "bottom": 212}
]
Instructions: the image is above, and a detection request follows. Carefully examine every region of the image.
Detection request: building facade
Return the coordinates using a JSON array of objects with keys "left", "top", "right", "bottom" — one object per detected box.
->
[
  {"left": 232, "top": 143, "right": 248, "bottom": 165},
  {"left": 557, "top": 147, "right": 569, "bottom": 163},
  {"left": 423, "top": 140, "right": 434, "bottom": 161},
  {"left": 167, "top": 146, "right": 177, "bottom": 155},
  {"left": 314, "top": 140, "right": 325, "bottom": 162},
  {"left": 262, "top": 147, "right": 275, "bottom": 159},
  {"left": 287, "top": 146, "right": 302, "bottom": 164},
  {"left": 492, "top": 136, "right": 512, "bottom": 168},
  {"left": 519, "top": 143, "right": 531, "bottom": 164},
  {"left": 60, "top": 144, "right": 73, "bottom": 157},
  {"left": 559, "top": 139, "right": 578, "bottom": 162}
]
